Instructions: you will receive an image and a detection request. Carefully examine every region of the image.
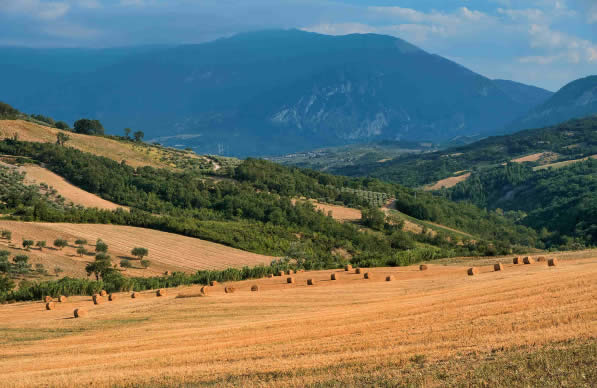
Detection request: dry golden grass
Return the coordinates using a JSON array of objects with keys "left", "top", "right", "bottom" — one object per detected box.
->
[
  {"left": 511, "top": 152, "right": 547, "bottom": 163},
  {"left": 424, "top": 172, "right": 471, "bottom": 191},
  {"left": 0, "top": 220, "right": 273, "bottom": 278},
  {"left": 0, "top": 253, "right": 595, "bottom": 387},
  {"left": 533, "top": 154, "right": 597, "bottom": 171},
  {"left": 19, "top": 164, "right": 127, "bottom": 211}
]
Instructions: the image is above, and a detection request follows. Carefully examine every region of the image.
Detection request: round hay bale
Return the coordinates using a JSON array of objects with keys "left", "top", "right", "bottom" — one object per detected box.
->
[
  {"left": 58, "top": 295, "right": 67, "bottom": 303},
  {"left": 92, "top": 294, "right": 102, "bottom": 304},
  {"left": 523, "top": 256, "right": 534, "bottom": 265},
  {"left": 277, "top": 271, "right": 284, "bottom": 277},
  {"left": 419, "top": 264, "right": 428, "bottom": 271},
  {"left": 267, "top": 274, "right": 274, "bottom": 278},
  {"left": 74, "top": 308, "right": 87, "bottom": 318},
  {"left": 385, "top": 275, "right": 395, "bottom": 282},
  {"left": 224, "top": 286, "right": 236, "bottom": 294},
  {"left": 536, "top": 256, "right": 547, "bottom": 263},
  {"left": 513, "top": 256, "right": 523, "bottom": 265},
  {"left": 44, "top": 296, "right": 53, "bottom": 303},
  {"left": 209, "top": 280, "right": 218, "bottom": 287},
  {"left": 200, "top": 286, "right": 210, "bottom": 295},
  {"left": 156, "top": 289, "right": 166, "bottom": 297},
  {"left": 548, "top": 258, "right": 558, "bottom": 267},
  {"left": 467, "top": 267, "right": 478, "bottom": 276},
  {"left": 355, "top": 268, "right": 362, "bottom": 274},
  {"left": 307, "top": 279, "right": 315, "bottom": 285},
  {"left": 131, "top": 292, "right": 139, "bottom": 299},
  {"left": 287, "top": 277, "right": 295, "bottom": 284},
  {"left": 164, "top": 271, "right": 172, "bottom": 276},
  {"left": 251, "top": 285, "right": 259, "bottom": 292},
  {"left": 286, "top": 269, "right": 293, "bottom": 275},
  {"left": 344, "top": 264, "right": 352, "bottom": 271},
  {"left": 46, "top": 302, "right": 55, "bottom": 310},
  {"left": 100, "top": 290, "right": 107, "bottom": 297},
  {"left": 364, "top": 272, "right": 371, "bottom": 279},
  {"left": 494, "top": 263, "right": 504, "bottom": 272},
  {"left": 330, "top": 273, "right": 338, "bottom": 280},
  {"left": 108, "top": 293, "right": 117, "bottom": 301}
]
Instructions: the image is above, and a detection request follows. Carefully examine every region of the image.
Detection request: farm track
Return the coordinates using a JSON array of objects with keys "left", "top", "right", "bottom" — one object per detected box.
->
[{"left": 0, "top": 254, "right": 595, "bottom": 387}]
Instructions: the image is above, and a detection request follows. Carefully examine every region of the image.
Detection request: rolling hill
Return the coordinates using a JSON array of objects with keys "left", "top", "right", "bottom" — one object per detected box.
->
[{"left": 0, "top": 30, "right": 552, "bottom": 156}]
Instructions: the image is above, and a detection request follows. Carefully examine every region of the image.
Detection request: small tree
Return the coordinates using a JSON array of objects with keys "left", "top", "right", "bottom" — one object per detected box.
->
[
  {"left": 22, "top": 239, "right": 34, "bottom": 251},
  {"left": 75, "top": 239, "right": 87, "bottom": 246},
  {"left": 0, "top": 274, "right": 15, "bottom": 293},
  {"left": 36, "top": 241, "right": 47, "bottom": 251},
  {"left": 1, "top": 230, "right": 12, "bottom": 241},
  {"left": 56, "top": 132, "right": 70, "bottom": 146},
  {"left": 124, "top": 128, "right": 131, "bottom": 139},
  {"left": 85, "top": 255, "right": 113, "bottom": 281},
  {"left": 133, "top": 131, "right": 144, "bottom": 142},
  {"left": 0, "top": 251, "right": 10, "bottom": 273},
  {"left": 53, "top": 239, "right": 68, "bottom": 250},
  {"left": 54, "top": 266, "right": 64, "bottom": 277},
  {"left": 55, "top": 121, "right": 70, "bottom": 130},
  {"left": 131, "top": 247, "right": 148, "bottom": 260},
  {"left": 13, "top": 255, "right": 31, "bottom": 274},
  {"left": 140, "top": 259, "right": 151, "bottom": 269},
  {"left": 35, "top": 263, "right": 48, "bottom": 275},
  {"left": 120, "top": 259, "right": 132, "bottom": 269},
  {"left": 76, "top": 246, "right": 88, "bottom": 257},
  {"left": 95, "top": 239, "right": 108, "bottom": 253}
]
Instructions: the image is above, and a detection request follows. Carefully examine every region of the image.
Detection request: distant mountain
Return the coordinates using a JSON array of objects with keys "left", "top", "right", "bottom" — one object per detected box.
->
[
  {"left": 0, "top": 30, "right": 549, "bottom": 156},
  {"left": 493, "top": 79, "right": 553, "bottom": 107},
  {"left": 507, "top": 75, "right": 597, "bottom": 132}
]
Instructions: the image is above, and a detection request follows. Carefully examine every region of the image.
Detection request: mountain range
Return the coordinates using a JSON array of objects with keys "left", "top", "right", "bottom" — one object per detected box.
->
[{"left": 1, "top": 29, "right": 565, "bottom": 156}]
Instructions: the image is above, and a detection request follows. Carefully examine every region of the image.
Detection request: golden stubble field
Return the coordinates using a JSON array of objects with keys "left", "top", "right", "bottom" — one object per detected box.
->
[
  {"left": 0, "top": 253, "right": 595, "bottom": 387},
  {"left": 0, "top": 221, "right": 274, "bottom": 277}
]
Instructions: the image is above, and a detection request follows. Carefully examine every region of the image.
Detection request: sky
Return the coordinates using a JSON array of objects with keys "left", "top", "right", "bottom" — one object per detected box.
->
[{"left": 0, "top": 0, "right": 595, "bottom": 91}]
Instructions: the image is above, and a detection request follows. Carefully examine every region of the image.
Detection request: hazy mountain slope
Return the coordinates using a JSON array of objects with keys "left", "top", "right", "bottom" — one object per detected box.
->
[
  {"left": 507, "top": 75, "right": 597, "bottom": 132},
  {"left": 493, "top": 79, "right": 553, "bottom": 107},
  {"left": 0, "top": 30, "right": 547, "bottom": 156}
]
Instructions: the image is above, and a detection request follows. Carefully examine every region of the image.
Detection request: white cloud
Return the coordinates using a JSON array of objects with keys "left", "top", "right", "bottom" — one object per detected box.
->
[{"left": 0, "top": 0, "right": 70, "bottom": 20}]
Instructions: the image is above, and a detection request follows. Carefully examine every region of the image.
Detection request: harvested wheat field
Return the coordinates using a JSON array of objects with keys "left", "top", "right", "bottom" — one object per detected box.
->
[
  {"left": 0, "top": 254, "right": 596, "bottom": 387},
  {"left": 0, "top": 221, "right": 274, "bottom": 277},
  {"left": 19, "top": 165, "right": 127, "bottom": 211},
  {"left": 293, "top": 199, "right": 362, "bottom": 222},
  {"left": 425, "top": 172, "right": 471, "bottom": 191}
]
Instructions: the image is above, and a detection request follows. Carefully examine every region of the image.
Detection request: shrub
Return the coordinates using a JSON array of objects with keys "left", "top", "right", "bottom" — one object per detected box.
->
[
  {"left": 55, "top": 121, "right": 70, "bottom": 130},
  {"left": 54, "top": 266, "right": 64, "bottom": 277},
  {"left": 36, "top": 241, "right": 46, "bottom": 250},
  {"left": 0, "top": 274, "right": 15, "bottom": 293},
  {"left": 53, "top": 239, "right": 68, "bottom": 250},
  {"left": 120, "top": 259, "right": 132, "bottom": 269},
  {"left": 22, "top": 239, "right": 34, "bottom": 250},
  {"left": 0, "top": 251, "right": 9, "bottom": 273},
  {"left": 76, "top": 246, "right": 88, "bottom": 257},
  {"left": 73, "top": 118, "right": 104, "bottom": 135},
  {"left": 95, "top": 239, "right": 108, "bottom": 253},
  {"left": 35, "top": 263, "right": 48, "bottom": 275},
  {"left": 75, "top": 239, "right": 88, "bottom": 246},
  {"left": 1, "top": 230, "right": 12, "bottom": 241},
  {"left": 13, "top": 255, "right": 31, "bottom": 274},
  {"left": 140, "top": 259, "right": 151, "bottom": 269}
]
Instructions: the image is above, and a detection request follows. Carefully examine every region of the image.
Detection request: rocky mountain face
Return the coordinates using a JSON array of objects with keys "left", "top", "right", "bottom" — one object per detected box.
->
[{"left": 0, "top": 30, "right": 554, "bottom": 156}]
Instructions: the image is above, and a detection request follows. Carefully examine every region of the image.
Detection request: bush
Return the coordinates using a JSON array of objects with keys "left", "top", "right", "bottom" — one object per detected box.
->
[
  {"left": 75, "top": 239, "right": 88, "bottom": 246},
  {"left": 131, "top": 247, "right": 148, "bottom": 260},
  {"left": 55, "top": 121, "right": 70, "bottom": 130},
  {"left": 22, "top": 239, "right": 34, "bottom": 250},
  {"left": 73, "top": 118, "right": 104, "bottom": 135},
  {"left": 53, "top": 239, "right": 68, "bottom": 250},
  {"left": 120, "top": 259, "right": 132, "bottom": 268},
  {"left": 140, "top": 259, "right": 151, "bottom": 269},
  {"left": 1, "top": 230, "right": 12, "bottom": 241},
  {"left": 76, "top": 246, "right": 88, "bottom": 256},
  {"left": 13, "top": 255, "right": 31, "bottom": 274},
  {"left": 95, "top": 239, "right": 108, "bottom": 253},
  {"left": 0, "top": 274, "right": 15, "bottom": 293},
  {"left": 35, "top": 263, "right": 48, "bottom": 275},
  {"left": 36, "top": 241, "right": 46, "bottom": 250}
]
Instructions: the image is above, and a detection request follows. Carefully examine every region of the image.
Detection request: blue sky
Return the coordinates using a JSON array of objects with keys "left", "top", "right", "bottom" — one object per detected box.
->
[{"left": 0, "top": 0, "right": 595, "bottom": 90}]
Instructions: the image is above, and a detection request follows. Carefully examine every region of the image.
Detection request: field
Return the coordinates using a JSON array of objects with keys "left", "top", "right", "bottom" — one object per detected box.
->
[
  {"left": 0, "top": 120, "right": 214, "bottom": 171},
  {"left": 0, "top": 221, "right": 274, "bottom": 278},
  {"left": 19, "top": 165, "right": 126, "bottom": 211},
  {"left": 424, "top": 172, "right": 471, "bottom": 191},
  {"left": 0, "top": 252, "right": 595, "bottom": 387},
  {"left": 533, "top": 154, "right": 597, "bottom": 171}
]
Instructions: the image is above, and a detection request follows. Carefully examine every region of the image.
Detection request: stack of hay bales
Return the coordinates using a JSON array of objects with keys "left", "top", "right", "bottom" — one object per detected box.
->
[{"left": 467, "top": 267, "right": 478, "bottom": 276}]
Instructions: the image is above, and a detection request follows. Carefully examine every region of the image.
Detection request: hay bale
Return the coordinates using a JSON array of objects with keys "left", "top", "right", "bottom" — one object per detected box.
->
[
  {"left": 355, "top": 268, "right": 362, "bottom": 274},
  {"left": 277, "top": 271, "right": 285, "bottom": 277},
  {"left": 267, "top": 274, "right": 274, "bottom": 278},
  {"left": 131, "top": 292, "right": 139, "bottom": 299},
  {"left": 164, "top": 271, "right": 172, "bottom": 276},
  {"left": 287, "top": 277, "right": 295, "bottom": 284},
  {"left": 209, "top": 280, "right": 218, "bottom": 287},
  {"left": 330, "top": 273, "right": 338, "bottom": 280},
  {"left": 385, "top": 275, "right": 395, "bottom": 282},
  {"left": 251, "top": 285, "right": 259, "bottom": 292},
  {"left": 344, "top": 264, "right": 352, "bottom": 271},
  {"left": 307, "top": 279, "right": 315, "bottom": 285},
  {"left": 100, "top": 290, "right": 107, "bottom": 297},
  {"left": 494, "top": 263, "right": 504, "bottom": 271},
  {"left": 548, "top": 258, "right": 558, "bottom": 267},
  {"left": 513, "top": 256, "right": 523, "bottom": 264},
  {"left": 200, "top": 286, "right": 210, "bottom": 295},
  {"left": 523, "top": 256, "right": 534, "bottom": 265},
  {"left": 467, "top": 267, "right": 478, "bottom": 276},
  {"left": 536, "top": 256, "right": 547, "bottom": 263},
  {"left": 108, "top": 293, "right": 117, "bottom": 301},
  {"left": 156, "top": 289, "right": 166, "bottom": 297},
  {"left": 224, "top": 286, "right": 236, "bottom": 294},
  {"left": 58, "top": 295, "right": 67, "bottom": 303},
  {"left": 92, "top": 294, "right": 102, "bottom": 304},
  {"left": 46, "top": 302, "right": 55, "bottom": 310},
  {"left": 364, "top": 272, "right": 371, "bottom": 279},
  {"left": 44, "top": 296, "right": 53, "bottom": 303},
  {"left": 286, "top": 269, "right": 294, "bottom": 275},
  {"left": 74, "top": 308, "right": 87, "bottom": 318},
  {"left": 419, "top": 264, "right": 428, "bottom": 271}
]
